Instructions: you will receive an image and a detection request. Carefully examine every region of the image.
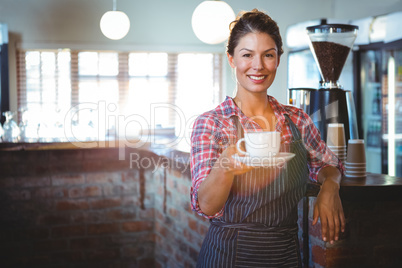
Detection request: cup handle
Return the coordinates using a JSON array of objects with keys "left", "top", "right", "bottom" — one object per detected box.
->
[{"left": 236, "top": 138, "right": 248, "bottom": 156}]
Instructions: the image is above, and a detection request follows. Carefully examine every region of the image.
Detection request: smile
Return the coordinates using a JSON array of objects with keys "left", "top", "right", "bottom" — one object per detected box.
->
[{"left": 248, "top": 75, "right": 267, "bottom": 81}]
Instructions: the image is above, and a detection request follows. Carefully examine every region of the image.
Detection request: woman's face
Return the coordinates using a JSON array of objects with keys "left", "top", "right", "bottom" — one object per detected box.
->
[{"left": 228, "top": 32, "right": 280, "bottom": 95}]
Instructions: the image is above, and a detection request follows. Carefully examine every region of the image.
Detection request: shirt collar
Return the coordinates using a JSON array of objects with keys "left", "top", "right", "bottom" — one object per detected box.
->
[{"left": 221, "top": 95, "right": 292, "bottom": 131}]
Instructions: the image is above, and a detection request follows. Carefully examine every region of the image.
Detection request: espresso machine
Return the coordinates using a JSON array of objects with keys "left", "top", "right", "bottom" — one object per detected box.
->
[{"left": 289, "top": 23, "right": 359, "bottom": 142}]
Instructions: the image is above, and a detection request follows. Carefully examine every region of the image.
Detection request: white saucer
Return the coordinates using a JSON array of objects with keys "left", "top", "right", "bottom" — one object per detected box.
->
[{"left": 232, "top": 152, "right": 296, "bottom": 167}]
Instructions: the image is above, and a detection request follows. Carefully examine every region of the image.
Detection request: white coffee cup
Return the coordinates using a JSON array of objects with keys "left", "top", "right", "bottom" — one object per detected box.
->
[{"left": 236, "top": 131, "right": 281, "bottom": 158}]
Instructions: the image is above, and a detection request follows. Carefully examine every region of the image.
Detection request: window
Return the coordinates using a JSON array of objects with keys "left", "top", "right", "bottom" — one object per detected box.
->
[{"left": 17, "top": 49, "right": 223, "bottom": 142}]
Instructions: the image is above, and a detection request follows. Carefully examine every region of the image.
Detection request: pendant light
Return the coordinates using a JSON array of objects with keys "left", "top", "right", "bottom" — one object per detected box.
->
[
  {"left": 100, "top": 0, "right": 130, "bottom": 40},
  {"left": 191, "top": 0, "right": 235, "bottom": 45}
]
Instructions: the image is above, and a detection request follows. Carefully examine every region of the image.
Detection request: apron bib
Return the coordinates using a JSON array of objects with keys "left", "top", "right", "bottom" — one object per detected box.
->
[{"left": 197, "top": 115, "right": 308, "bottom": 268}]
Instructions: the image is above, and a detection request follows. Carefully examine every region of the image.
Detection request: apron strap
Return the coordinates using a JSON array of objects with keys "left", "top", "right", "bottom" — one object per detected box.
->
[
  {"left": 231, "top": 115, "right": 244, "bottom": 140},
  {"left": 284, "top": 114, "right": 303, "bottom": 142}
]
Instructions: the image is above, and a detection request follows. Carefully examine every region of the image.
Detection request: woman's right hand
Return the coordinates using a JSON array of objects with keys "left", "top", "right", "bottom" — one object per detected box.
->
[
  {"left": 216, "top": 144, "right": 255, "bottom": 175},
  {"left": 198, "top": 144, "right": 254, "bottom": 216}
]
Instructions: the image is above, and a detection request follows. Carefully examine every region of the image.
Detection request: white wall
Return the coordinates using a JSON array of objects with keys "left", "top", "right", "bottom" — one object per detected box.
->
[{"left": 1, "top": 0, "right": 401, "bottom": 111}]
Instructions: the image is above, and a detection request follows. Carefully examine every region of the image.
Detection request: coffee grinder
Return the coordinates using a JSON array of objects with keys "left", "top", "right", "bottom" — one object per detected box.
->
[{"left": 289, "top": 23, "right": 359, "bottom": 142}]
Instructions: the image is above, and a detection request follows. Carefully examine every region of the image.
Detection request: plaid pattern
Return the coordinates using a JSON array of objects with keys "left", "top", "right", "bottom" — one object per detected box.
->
[{"left": 190, "top": 95, "right": 344, "bottom": 218}]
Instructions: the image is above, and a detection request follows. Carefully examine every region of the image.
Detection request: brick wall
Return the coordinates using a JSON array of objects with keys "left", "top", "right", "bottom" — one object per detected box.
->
[
  {"left": 0, "top": 146, "right": 208, "bottom": 268},
  {"left": 2, "top": 145, "right": 402, "bottom": 267},
  {"left": 298, "top": 189, "right": 402, "bottom": 268}
]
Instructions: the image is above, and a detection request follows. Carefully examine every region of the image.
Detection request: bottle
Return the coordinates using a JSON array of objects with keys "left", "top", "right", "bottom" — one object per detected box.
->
[
  {"left": 2, "top": 111, "right": 20, "bottom": 142},
  {"left": 375, "top": 122, "right": 382, "bottom": 146},
  {"left": 367, "top": 122, "right": 373, "bottom": 147},
  {"left": 372, "top": 90, "right": 379, "bottom": 115}
]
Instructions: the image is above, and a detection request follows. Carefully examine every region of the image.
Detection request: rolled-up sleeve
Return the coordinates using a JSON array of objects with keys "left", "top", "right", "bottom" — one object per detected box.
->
[
  {"left": 299, "top": 111, "right": 345, "bottom": 182},
  {"left": 190, "top": 115, "right": 225, "bottom": 219}
]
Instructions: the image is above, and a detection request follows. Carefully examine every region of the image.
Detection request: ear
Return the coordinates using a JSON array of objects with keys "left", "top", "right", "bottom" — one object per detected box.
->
[
  {"left": 227, "top": 52, "right": 235, "bottom": 68},
  {"left": 277, "top": 56, "right": 281, "bottom": 67}
]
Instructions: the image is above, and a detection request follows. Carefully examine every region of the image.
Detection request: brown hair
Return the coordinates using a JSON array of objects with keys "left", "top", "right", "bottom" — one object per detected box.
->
[{"left": 226, "top": 9, "right": 283, "bottom": 57}]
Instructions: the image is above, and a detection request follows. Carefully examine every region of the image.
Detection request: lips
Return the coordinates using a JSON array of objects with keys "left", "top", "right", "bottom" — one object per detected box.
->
[{"left": 248, "top": 75, "right": 267, "bottom": 83}]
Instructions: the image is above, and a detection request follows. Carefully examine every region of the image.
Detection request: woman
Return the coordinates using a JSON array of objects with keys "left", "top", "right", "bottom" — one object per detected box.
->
[{"left": 190, "top": 9, "right": 345, "bottom": 267}]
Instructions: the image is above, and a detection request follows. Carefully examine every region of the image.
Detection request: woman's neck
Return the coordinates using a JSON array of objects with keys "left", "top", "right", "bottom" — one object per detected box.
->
[
  {"left": 233, "top": 91, "right": 277, "bottom": 130},
  {"left": 233, "top": 91, "right": 272, "bottom": 117}
]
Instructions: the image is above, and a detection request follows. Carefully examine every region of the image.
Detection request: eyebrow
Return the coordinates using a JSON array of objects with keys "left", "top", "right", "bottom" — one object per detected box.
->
[{"left": 239, "top": 48, "right": 277, "bottom": 53}]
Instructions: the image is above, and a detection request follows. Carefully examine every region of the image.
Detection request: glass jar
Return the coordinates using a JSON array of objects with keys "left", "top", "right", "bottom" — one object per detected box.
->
[{"left": 2, "top": 111, "right": 20, "bottom": 142}]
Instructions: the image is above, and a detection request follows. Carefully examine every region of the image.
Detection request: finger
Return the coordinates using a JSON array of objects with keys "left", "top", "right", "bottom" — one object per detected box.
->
[
  {"left": 327, "top": 216, "right": 335, "bottom": 243},
  {"left": 320, "top": 215, "right": 328, "bottom": 242},
  {"left": 339, "top": 207, "right": 346, "bottom": 233},
  {"left": 334, "top": 215, "right": 340, "bottom": 241},
  {"left": 312, "top": 204, "right": 319, "bottom": 226}
]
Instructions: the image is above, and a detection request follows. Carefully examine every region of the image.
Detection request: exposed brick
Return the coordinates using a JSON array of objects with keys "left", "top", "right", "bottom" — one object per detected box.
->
[
  {"left": 70, "top": 211, "right": 103, "bottom": 225},
  {"left": 52, "top": 174, "right": 85, "bottom": 186},
  {"left": 7, "top": 189, "right": 31, "bottom": 200},
  {"left": 0, "top": 177, "right": 15, "bottom": 188},
  {"left": 122, "top": 245, "right": 145, "bottom": 258},
  {"left": 88, "top": 223, "right": 120, "bottom": 235},
  {"left": 15, "top": 176, "right": 51, "bottom": 188},
  {"left": 189, "top": 246, "right": 199, "bottom": 263},
  {"left": 168, "top": 207, "right": 179, "bottom": 218},
  {"left": 121, "top": 196, "right": 136, "bottom": 207},
  {"left": 35, "top": 239, "right": 68, "bottom": 251},
  {"left": 37, "top": 213, "right": 71, "bottom": 226},
  {"left": 138, "top": 258, "right": 155, "bottom": 268},
  {"left": 86, "top": 172, "right": 122, "bottom": 184},
  {"left": 155, "top": 222, "right": 168, "bottom": 238},
  {"left": 70, "top": 237, "right": 106, "bottom": 249},
  {"left": 17, "top": 253, "right": 52, "bottom": 266},
  {"left": 121, "top": 171, "right": 139, "bottom": 183},
  {"left": 178, "top": 183, "right": 190, "bottom": 196},
  {"left": 188, "top": 218, "right": 197, "bottom": 232},
  {"left": 13, "top": 228, "right": 49, "bottom": 241},
  {"left": 120, "top": 183, "right": 138, "bottom": 195},
  {"left": 102, "top": 184, "right": 123, "bottom": 196},
  {"left": 139, "top": 207, "right": 155, "bottom": 219},
  {"left": 55, "top": 199, "right": 89, "bottom": 211},
  {"left": 198, "top": 223, "right": 209, "bottom": 237},
  {"left": 52, "top": 251, "right": 85, "bottom": 262},
  {"left": 86, "top": 248, "right": 120, "bottom": 261},
  {"left": 32, "top": 187, "right": 66, "bottom": 199},
  {"left": 90, "top": 197, "right": 122, "bottom": 209},
  {"left": 52, "top": 225, "right": 86, "bottom": 238},
  {"left": 68, "top": 185, "right": 102, "bottom": 198},
  {"left": 122, "top": 221, "right": 153, "bottom": 233},
  {"left": 168, "top": 167, "right": 184, "bottom": 179},
  {"left": 105, "top": 208, "right": 136, "bottom": 221}
]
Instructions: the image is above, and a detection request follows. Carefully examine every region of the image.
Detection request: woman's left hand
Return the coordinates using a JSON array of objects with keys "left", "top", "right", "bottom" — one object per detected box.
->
[{"left": 312, "top": 179, "right": 345, "bottom": 244}]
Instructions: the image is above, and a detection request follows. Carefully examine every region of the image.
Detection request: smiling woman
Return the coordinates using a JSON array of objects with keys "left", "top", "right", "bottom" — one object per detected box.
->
[
  {"left": 16, "top": 49, "right": 223, "bottom": 143},
  {"left": 190, "top": 9, "right": 345, "bottom": 268}
]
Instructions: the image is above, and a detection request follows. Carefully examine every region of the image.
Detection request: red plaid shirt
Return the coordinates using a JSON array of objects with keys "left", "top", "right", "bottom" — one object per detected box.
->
[{"left": 190, "top": 95, "right": 345, "bottom": 218}]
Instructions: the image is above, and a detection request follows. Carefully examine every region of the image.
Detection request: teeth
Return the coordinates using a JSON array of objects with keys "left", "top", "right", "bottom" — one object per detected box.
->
[{"left": 249, "top": 75, "right": 265, "bottom": 80}]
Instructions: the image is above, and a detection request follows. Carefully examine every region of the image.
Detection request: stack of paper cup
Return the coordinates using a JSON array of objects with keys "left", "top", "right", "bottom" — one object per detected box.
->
[
  {"left": 327, "top": 123, "right": 347, "bottom": 164},
  {"left": 345, "top": 139, "right": 366, "bottom": 178}
]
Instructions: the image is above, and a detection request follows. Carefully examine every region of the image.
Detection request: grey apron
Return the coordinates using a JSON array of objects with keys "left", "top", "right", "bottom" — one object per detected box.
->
[{"left": 197, "top": 114, "right": 309, "bottom": 268}]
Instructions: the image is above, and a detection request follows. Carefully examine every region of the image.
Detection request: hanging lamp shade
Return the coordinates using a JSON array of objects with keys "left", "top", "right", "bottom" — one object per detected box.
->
[
  {"left": 100, "top": 0, "right": 130, "bottom": 40},
  {"left": 191, "top": 0, "right": 235, "bottom": 45}
]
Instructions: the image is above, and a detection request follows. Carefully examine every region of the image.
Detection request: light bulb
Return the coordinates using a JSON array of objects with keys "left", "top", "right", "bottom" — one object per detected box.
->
[
  {"left": 100, "top": 10, "right": 130, "bottom": 40},
  {"left": 192, "top": 1, "right": 235, "bottom": 45}
]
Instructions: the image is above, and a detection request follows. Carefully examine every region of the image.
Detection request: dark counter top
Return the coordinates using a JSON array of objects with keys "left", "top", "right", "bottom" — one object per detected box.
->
[{"left": 2, "top": 140, "right": 402, "bottom": 200}]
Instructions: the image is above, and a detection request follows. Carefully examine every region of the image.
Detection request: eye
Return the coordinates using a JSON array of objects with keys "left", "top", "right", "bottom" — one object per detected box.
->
[
  {"left": 242, "top": 53, "right": 252, "bottom": 58},
  {"left": 265, "top": 53, "right": 274, "bottom": 58}
]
